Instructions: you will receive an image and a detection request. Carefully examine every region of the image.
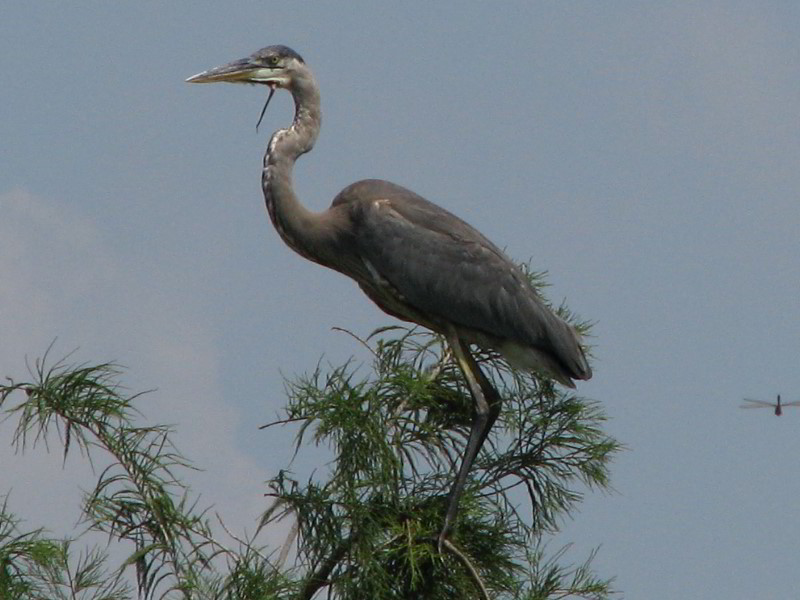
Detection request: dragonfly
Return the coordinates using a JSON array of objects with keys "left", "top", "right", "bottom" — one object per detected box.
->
[{"left": 740, "top": 394, "right": 800, "bottom": 416}]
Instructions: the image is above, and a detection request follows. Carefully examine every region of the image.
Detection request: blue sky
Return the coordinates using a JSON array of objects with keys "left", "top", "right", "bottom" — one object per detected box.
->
[{"left": 2, "top": 3, "right": 800, "bottom": 597}]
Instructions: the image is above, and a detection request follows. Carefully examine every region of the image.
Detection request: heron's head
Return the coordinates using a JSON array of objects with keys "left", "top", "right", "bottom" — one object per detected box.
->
[
  {"left": 186, "top": 44, "right": 305, "bottom": 89},
  {"left": 187, "top": 45, "right": 312, "bottom": 130}
]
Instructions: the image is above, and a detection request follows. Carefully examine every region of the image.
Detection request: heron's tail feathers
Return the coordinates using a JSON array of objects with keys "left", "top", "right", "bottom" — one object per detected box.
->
[{"left": 500, "top": 323, "right": 591, "bottom": 388}]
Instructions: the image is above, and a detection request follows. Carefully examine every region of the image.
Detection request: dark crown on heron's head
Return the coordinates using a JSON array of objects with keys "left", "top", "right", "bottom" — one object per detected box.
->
[{"left": 252, "top": 45, "right": 305, "bottom": 64}]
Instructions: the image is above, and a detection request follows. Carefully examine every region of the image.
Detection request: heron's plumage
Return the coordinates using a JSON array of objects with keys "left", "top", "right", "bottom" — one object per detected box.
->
[{"left": 331, "top": 179, "right": 591, "bottom": 385}]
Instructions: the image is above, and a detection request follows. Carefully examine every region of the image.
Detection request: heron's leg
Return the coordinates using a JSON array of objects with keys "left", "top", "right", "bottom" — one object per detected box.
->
[{"left": 439, "top": 334, "right": 502, "bottom": 551}]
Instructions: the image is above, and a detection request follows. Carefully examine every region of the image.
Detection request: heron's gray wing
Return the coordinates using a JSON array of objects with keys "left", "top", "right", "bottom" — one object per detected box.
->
[{"left": 350, "top": 189, "right": 565, "bottom": 353}]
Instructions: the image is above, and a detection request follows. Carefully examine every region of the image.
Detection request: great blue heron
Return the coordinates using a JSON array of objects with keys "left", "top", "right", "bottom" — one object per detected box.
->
[
  {"left": 740, "top": 395, "right": 800, "bottom": 416},
  {"left": 187, "top": 45, "right": 591, "bottom": 548}
]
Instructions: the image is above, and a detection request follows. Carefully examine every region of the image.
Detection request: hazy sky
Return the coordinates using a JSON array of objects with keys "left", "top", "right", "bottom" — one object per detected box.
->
[{"left": 2, "top": 3, "right": 800, "bottom": 598}]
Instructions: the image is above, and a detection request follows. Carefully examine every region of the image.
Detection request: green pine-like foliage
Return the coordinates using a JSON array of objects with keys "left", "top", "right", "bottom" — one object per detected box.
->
[{"left": 1, "top": 276, "right": 620, "bottom": 599}]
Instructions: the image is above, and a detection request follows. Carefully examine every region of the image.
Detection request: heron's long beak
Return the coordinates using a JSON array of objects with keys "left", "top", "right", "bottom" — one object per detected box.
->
[
  {"left": 186, "top": 57, "right": 279, "bottom": 85},
  {"left": 187, "top": 57, "right": 284, "bottom": 131}
]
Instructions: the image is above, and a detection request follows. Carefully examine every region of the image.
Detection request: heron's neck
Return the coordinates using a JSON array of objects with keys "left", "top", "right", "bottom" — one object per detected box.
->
[{"left": 262, "top": 76, "right": 325, "bottom": 263}]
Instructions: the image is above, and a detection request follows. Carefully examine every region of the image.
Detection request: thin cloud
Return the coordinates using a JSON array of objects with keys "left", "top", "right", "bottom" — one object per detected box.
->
[{"left": 0, "top": 187, "right": 273, "bottom": 542}]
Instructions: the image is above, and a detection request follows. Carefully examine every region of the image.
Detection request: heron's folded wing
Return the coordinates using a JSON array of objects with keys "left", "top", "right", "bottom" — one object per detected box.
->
[{"left": 352, "top": 195, "right": 556, "bottom": 348}]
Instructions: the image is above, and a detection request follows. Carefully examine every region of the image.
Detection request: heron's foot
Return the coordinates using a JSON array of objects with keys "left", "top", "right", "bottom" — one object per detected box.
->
[
  {"left": 437, "top": 528, "right": 448, "bottom": 554},
  {"left": 435, "top": 536, "right": 490, "bottom": 600},
  {"left": 437, "top": 512, "right": 455, "bottom": 553}
]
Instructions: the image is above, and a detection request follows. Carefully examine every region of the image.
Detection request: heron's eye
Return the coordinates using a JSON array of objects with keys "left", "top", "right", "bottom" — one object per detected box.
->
[{"left": 266, "top": 56, "right": 280, "bottom": 67}]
